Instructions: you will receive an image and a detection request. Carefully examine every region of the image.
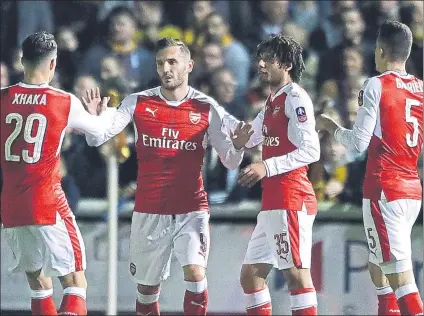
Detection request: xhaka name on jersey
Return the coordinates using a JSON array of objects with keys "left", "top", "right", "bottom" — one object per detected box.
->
[
  {"left": 12, "top": 93, "right": 47, "bottom": 105},
  {"left": 141, "top": 127, "right": 197, "bottom": 150}
]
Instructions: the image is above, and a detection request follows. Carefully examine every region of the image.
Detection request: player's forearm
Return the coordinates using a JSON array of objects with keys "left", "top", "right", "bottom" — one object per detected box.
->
[
  {"left": 244, "top": 131, "right": 263, "bottom": 149},
  {"left": 263, "top": 145, "right": 320, "bottom": 177},
  {"left": 218, "top": 146, "right": 244, "bottom": 170},
  {"left": 85, "top": 108, "right": 131, "bottom": 147},
  {"left": 334, "top": 127, "right": 369, "bottom": 153}
]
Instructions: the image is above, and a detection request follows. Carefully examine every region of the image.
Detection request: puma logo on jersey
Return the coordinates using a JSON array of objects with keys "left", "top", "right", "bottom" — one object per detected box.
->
[
  {"left": 146, "top": 107, "right": 158, "bottom": 117},
  {"left": 191, "top": 300, "right": 206, "bottom": 309},
  {"left": 279, "top": 254, "right": 289, "bottom": 262},
  {"left": 12, "top": 93, "right": 47, "bottom": 105}
]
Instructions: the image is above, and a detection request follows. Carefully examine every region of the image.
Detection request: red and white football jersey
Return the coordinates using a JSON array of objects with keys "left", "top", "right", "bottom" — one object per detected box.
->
[
  {"left": 246, "top": 83, "right": 320, "bottom": 214},
  {"left": 1, "top": 82, "right": 112, "bottom": 228},
  {"left": 335, "top": 71, "right": 423, "bottom": 201},
  {"left": 86, "top": 86, "right": 243, "bottom": 215}
]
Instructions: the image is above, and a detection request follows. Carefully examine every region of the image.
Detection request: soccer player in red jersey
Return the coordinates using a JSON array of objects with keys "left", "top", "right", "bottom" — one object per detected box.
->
[
  {"left": 84, "top": 37, "right": 252, "bottom": 316},
  {"left": 317, "top": 21, "right": 423, "bottom": 316},
  {"left": 237, "top": 35, "right": 321, "bottom": 316},
  {"left": 0, "top": 32, "right": 111, "bottom": 316}
]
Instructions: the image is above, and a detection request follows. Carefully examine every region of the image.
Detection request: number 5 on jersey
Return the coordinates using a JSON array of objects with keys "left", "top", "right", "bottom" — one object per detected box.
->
[
  {"left": 5, "top": 113, "right": 47, "bottom": 163},
  {"left": 405, "top": 98, "right": 421, "bottom": 148}
]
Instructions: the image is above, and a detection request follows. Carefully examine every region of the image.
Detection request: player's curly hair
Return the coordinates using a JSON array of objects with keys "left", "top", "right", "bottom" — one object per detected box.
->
[
  {"left": 255, "top": 34, "right": 305, "bottom": 83},
  {"left": 21, "top": 31, "right": 57, "bottom": 65}
]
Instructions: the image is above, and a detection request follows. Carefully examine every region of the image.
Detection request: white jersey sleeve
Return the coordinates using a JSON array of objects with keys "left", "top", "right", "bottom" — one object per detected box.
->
[
  {"left": 263, "top": 88, "right": 320, "bottom": 177},
  {"left": 84, "top": 93, "right": 138, "bottom": 147},
  {"left": 334, "top": 77, "right": 381, "bottom": 153},
  {"left": 207, "top": 101, "right": 244, "bottom": 170},
  {"left": 67, "top": 94, "right": 117, "bottom": 138},
  {"left": 245, "top": 108, "right": 265, "bottom": 148}
]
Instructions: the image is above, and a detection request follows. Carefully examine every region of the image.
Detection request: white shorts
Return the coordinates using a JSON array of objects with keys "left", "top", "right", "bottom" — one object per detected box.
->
[
  {"left": 363, "top": 198, "right": 421, "bottom": 274},
  {"left": 129, "top": 211, "right": 210, "bottom": 285},
  {"left": 3, "top": 214, "right": 86, "bottom": 277},
  {"left": 243, "top": 207, "right": 315, "bottom": 270}
]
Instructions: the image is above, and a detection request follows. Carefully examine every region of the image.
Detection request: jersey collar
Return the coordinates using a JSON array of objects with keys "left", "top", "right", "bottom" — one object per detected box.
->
[
  {"left": 158, "top": 86, "right": 194, "bottom": 106},
  {"left": 271, "top": 82, "right": 293, "bottom": 102},
  {"left": 382, "top": 71, "right": 413, "bottom": 79},
  {"left": 18, "top": 82, "right": 49, "bottom": 88}
]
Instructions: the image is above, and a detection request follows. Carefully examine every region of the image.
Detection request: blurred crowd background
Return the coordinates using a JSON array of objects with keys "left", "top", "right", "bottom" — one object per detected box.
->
[{"left": 1, "top": 0, "right": 423, "bottom": 215}]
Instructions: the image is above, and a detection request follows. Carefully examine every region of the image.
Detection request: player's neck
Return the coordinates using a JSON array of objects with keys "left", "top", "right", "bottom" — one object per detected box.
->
[
  {"left": 22, "top": 71, "right": 50, "bottom": 86},
  {"left": 160, "top": 84, "right": 190, "bottom": 102},
  {"left": 270, "top": 78, "right": 293, "bottom": 95},
  {"left": 385, "top": 62, "right": 407, "bottom": 75}
]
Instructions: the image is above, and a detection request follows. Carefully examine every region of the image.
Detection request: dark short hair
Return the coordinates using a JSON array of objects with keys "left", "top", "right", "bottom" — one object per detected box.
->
[
  {"left": 377, "top": 21, "right": 413, "bottom": 62},
  {"left": 255, "top": 34, "right": 305, "bottom": 83},
  {"left": 21, "top": 31, "right": 57, "bottom": 64},
  {"left": 155, "top": 37, "right": 191, "bottom": 57}
]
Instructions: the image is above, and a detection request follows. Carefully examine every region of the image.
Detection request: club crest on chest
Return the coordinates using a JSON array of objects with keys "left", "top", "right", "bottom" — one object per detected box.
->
[{"left": 189, "top": 111, "right": 201, "bottom": 124}]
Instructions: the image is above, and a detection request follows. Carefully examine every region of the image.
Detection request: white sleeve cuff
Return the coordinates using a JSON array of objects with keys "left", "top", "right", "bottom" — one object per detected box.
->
[
  {"left": 334, "top": 127, "right": 346, "bottom": 143},
  {"left": 263, "top": 158, "right": 275, "bottom": 177}
]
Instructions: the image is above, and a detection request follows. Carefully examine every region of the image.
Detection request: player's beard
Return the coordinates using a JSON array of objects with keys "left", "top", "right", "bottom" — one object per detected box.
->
[
  {"left": 258, "top": 72, "right": 271, "bottom": 84},
  {"left": 161, "top": 75, "right": 184, "bottom": 90}
]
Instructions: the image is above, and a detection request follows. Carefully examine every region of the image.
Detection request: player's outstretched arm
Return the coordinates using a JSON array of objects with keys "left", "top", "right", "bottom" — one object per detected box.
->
[
  {"left": 208, "top": 104, "right": 247, "bottom": 170},
  {"left": 67, "top": 92, "right": 115, "bottom": 140},
  {"left": 244, "top": 108, "right": 265, "bottom": 149},
  {"left": 81, "top": 93, "right": 137, "bottom": 147},
  {"left": 317, "top": 77, "right": 380, "bottom": 153}
]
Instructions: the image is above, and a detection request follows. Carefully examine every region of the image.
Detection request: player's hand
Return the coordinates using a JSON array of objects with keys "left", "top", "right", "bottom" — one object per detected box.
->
[
  {"left": 82, "top": 87, "right": 110, "bottom": 116},
  {"left": 325, "top": 179, "right": 344, "bottom": 199},
  {"left": 238, "top": 162, "right": 266, "bottom": 187},
  {"left": 231, "top": 121, "right": 254, "bottom": 150},
  {"left": 316, "top": 114, "right": 340, "bottom": 135}
]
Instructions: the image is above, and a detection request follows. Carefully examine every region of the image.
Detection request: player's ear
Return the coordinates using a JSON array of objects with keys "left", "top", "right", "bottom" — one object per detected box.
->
[
  {"left": 49, "top": 58, "right": 55, "bottom": 70},
  {"left": 187, "top": 59, "right": 194, "bottom": 73},
  {"left": 285, "top": 63, "right": 293, "bottom": 71},
  {"left": 379, "top": 47, "right": 386, "bottom": 59}
]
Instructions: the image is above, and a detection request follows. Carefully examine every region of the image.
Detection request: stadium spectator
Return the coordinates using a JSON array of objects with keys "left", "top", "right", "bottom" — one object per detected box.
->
[
  {"left": 317, "top": 7, "right": 372, "bottom": 90},
  {"left": 134, "top": 1, "right": 184, "bottom": 51},
  {"left": 79, "top": 6, "right": 155, "bottom": 91},
  {"left": 191, "top": 40, "right": 225, "bottom": 93},
  {"left": 400, "top": 1, "right": 424, "bottom": 78},
  {"left": 248, "top": 0, "right": 290, "bottom": 50},
  {"left": 8, "top": 48, "right": 24, "bottom": 84},
  {"left": 310, "top": 110, "right": 348, "bottom": 202},
  {"left": 0, "top": 62, "right": 9, "bottom": 88},
  {"left": 309, "top": 0, "right": 357, "bottom": 53},
  {"left": 203, "top": 12, "right": 251, "bottom": 97},
  {"left": 182, "top": 0, "right": 216, "bottom": 48},
  {"left": 100, "top": 55, "right": 134, "bottom": 96},
  {"left": 281, "top": 22, "right": 319, "bottom": 100},
  {"left": 243, "top": 78, "right": 270, "bottom": 121},
  {"left": 209, "top": 67, "right": 245, "bottom": 119},
  {"left": 17, "top": 1, "right": 54, "bottom": 46},
  {"left": 290, "top": 1, "right": 320, "bottom": 33},
  {"left": 55, "top": 27, "right": 82, "bottom": 90},
  {"left": 60, "top": 131, "right": 81, "bottom": 214},
  {"left": 51, "top": 0, "right": 100, "bottom": 52}
]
